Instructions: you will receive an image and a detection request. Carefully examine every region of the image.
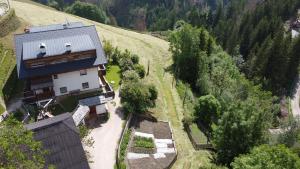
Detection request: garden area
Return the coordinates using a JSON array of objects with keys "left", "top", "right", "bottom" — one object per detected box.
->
[
  {"left": 117, "top": 115, "right": 177, "bottom": 169},
  {"left": 106, "top": 64, "right": 121, "bottom": 90}
]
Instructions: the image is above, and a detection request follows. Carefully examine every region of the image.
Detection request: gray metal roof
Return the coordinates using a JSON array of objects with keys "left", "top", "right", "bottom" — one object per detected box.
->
[
  {"left": 15, "top": 23, "right": 107, "bottom": 79},
  {"left": 25, "top": 113, "right": 90, "bottom": 169},
  {"left": 79, "top": 95, "right": 106, "bottom": 107},
  {"left": 23, "top": 35, "right": 95, "bottom": 60},
  {"left": 29, "top": 22, "right": 84, "bottom": 33}
]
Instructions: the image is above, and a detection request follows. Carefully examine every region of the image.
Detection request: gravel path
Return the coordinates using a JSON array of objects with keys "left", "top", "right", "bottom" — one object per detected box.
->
[
  {"left": 291, "top": 82, "right": 300, "bottom": 119},
  {"left": 84, "top": 90, "right": 125, "bottom": 169}
]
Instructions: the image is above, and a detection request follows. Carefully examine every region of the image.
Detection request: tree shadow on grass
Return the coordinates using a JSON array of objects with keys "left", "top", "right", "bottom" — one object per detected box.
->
[{"left": 1, "top": 66, "right": 24, "bottom": 105}]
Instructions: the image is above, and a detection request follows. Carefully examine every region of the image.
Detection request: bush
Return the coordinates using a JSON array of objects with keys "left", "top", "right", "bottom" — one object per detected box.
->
[
  {"left": 131, "top": 54, "right": 139, "bottom": 64},
  {"left": 65, "top": 1, "right": 109, "bottom": 24},
  {"left": 12, "top": 109, "right": 24, "bottom": 122},
  {"left": 119, "top": 129, "right": 131, "bottom": 162},
  {"left": 122, "top": 70, "right": 140, "bottom": 83},
  {"left": 103, "top": 40, "right": 114, "bottom": 61},
  {"left": 133, "top": 64, "right": 145, "bottom": 78},
  {"left": 111, "top": 47, "right": 122, "bottom": 64},
  {"left": 120, "top": 81, "right": 157, "bottom": 114}
]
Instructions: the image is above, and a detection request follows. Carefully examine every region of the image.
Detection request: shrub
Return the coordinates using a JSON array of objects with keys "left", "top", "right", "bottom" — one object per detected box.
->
[
  {"left": 122, "top": 70, "right": 140, "bottom": 83},
  {"left": 133, "top": 64, "right": 145, "bottom": 78},
  {"left": 13, "top": 109, "right": 24, "bottom": 122},
  {"left": 131, "top": 54, "right": 139, "bottom": 64},
  {"left": 103, "top": 40, "right": 114, "bottom": 61},
  {"left": 119, "top": 129, "right": 131, "bottom": 162},
  {"left": 111, "top": 47, "right": 122, "bottom": 64},
  {"left": 65, "top": 1, "right": 109, "bottom": 24}
]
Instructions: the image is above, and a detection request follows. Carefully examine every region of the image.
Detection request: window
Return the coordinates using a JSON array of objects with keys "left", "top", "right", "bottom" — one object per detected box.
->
[
  {"left": 50, "top": 59, "right": 68, "bottom": 65},
  {"left": 53, "top": 74, "right": 58, "bottom": 79},
  {"left": 82, "top": 82, "right": 89, "bottom": 89},
  {"left": 80, "top": 69, "right": 87, "bottom": 76},
  {"left": 60, "top": 87, "right": 67, "bottom": 94},
  {"left": 31, "top": 62, "right": 45, "bottom": 68}
]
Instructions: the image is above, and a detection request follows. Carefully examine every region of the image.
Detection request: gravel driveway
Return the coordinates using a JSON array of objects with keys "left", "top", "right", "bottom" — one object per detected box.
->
[
  {"left": 84, "top": 90, "right": 125, "bottom": 169},
  {"left": 291, "top": 81, "right": 300, "bottom": 119}
]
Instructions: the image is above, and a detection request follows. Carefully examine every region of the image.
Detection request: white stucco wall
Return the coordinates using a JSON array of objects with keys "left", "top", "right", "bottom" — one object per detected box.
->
[{"left": 52, "top": 67, "right": 100, "bottom": 96}]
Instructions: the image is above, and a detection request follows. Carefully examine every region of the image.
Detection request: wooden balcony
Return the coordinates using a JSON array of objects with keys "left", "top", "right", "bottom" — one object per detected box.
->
[
  {"left": 23, "top": 90, "right": 55, "bottom": 103},
  {"left": 98, "top": 64, "right": 106, "bottom": 76},
  {"left": 99, "top": 75, "right": 115, "bottom": 99}
]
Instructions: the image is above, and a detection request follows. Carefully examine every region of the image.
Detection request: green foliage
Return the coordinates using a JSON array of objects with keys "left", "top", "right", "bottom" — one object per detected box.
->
[
  {"left": 0, "top": 44, "right": 17, "bottom": 102},
  {"left": 277, "top": 116, "right": 300, "bottom": 147},
  {"left": 120, "top": 80, "right": 157, "bottom": 114},
  {"left": 103, "top": 40, "right": 114, "bottom": 61},
  {"left": 65, "top": 1, "right": 109, "bottom": 24},
  {"left": 213, "top": 101, "right": 272, "bottom": 166},
  {"left": 231, "top": 145, "right": 300, "bottom": 169},
  {"left": 79, "top": 125, "right": 89, "bottom": 139},
  {"left": 133, "top": 64, "right": 145, "bottom": 78},
  {"left": 130, "top": 54, "right": 139, "bottom": 64},
  {"left": 122, "top": 70, "right": 140, "bottom": 83},
  {"left": 194, "top": 95, "right": 221, "bottom": 129},
  {"left": 12, "top": 109, "right": 24, "bottom": 122},
  {"left": 169, "top": 23, "right": 279, "bottom": 166},
  {"left": 0, "top": 119, "right": 46, "bottom": 168},
  {"left": 119, "top": 129, "right": 131, "bottom": 162},
  {"left": 133, "top": 136, "right": 155, "bottom": 149},
  {"left": 169, "top": 23, "right": 211, "bottom": 93}
]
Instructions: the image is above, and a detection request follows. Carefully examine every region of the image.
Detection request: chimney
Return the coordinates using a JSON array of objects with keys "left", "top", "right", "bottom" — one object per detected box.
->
[
  {"left": 65, "top": 43, "right": 72, "bottom": 53},
  {"left": 39, "top": 43, "right": 46, "bottom": 54}
]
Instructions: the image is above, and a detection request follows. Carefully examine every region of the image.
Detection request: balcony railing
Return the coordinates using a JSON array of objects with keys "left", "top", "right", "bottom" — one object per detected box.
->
[{"left": 23, "top": 90, "right": 55, "bottom": 103}]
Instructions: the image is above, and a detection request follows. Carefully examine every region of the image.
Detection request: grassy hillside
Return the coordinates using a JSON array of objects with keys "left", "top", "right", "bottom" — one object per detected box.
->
[{"left": 11, "top": 0, "right": 211, "bottom": 168}]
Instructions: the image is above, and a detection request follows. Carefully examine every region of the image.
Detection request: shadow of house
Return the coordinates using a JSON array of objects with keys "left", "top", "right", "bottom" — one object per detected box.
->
[{"left": 25, "top": 113, "right": 90, "bottom": 169}]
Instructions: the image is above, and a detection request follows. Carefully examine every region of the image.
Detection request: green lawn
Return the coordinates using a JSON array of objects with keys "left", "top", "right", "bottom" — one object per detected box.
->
[
  {"left": 190, "top": 123, "right": 208, "bottom": 144},
  {"left": 106, "top": 65, "right": 121, "bottom": 90},
  {"left": 59, "top": 97, "right": 78, "bottom": 113},
  {"left": 49, "top": 104, "right": 65, "bottom": 116}
]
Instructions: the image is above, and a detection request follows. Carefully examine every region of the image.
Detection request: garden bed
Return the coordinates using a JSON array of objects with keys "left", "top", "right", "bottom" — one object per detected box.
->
[
  {"left": 185, "top": 123, "right": 212, "bottom": 150},
  {"left": 126, "top": 115, "right": 177, "bottom": 169}
]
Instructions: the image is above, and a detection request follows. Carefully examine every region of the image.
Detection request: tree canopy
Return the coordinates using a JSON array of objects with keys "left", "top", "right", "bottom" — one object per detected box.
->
[
  {"left": 231, "top": 145, "right": 300, "bottom": 169},
  {"left": 65, "top": 1, "right": 109, "bottom": 24},
  {"left": 0, "top": 118, "right": 46, "bottom": 169}
]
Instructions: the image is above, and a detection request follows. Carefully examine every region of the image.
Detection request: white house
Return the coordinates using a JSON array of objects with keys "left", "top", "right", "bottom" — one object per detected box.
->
[{"left": 14, "top": 22, "right": 114, "bottom": 105}]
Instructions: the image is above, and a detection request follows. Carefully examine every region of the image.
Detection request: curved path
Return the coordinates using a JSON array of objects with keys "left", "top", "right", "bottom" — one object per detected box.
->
[
  {"left": 291, "top": 81, "right": 300, "bottom": 119},
  {"left": 84, "top": 90, "right": 124, "bottom": 169}
]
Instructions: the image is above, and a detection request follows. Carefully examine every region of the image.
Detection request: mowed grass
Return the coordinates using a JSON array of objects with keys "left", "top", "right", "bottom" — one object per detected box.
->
[
  {"left": 190, "top": 123, "right": 208, "bottom": 144},
  {"left": 106, "top": 65, "right": 121, "bottom": 90},
  {"left": 11, "top": 1, "right": 212, "bottom": 168}
]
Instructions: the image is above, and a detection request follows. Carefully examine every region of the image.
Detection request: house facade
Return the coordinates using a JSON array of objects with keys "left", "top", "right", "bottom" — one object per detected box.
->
[{"left": 14, "top": 22, "right": 113, "bottom": 105}]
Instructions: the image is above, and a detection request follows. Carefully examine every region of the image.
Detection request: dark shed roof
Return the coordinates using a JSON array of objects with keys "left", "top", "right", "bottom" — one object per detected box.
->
[
  {"left": 25, "top": 113, "right": 90, "bottom": 169},
  {"left": 15, "top": 23, "right": 107, "bottom": 79}
]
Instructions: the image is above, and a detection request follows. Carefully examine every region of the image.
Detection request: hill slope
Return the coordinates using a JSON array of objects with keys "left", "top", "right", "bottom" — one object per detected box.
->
[{"left": 11, "top": 0, "right": 211, "bottom": 168}]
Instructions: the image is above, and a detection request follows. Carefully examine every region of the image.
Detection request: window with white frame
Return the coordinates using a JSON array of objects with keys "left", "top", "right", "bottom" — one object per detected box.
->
[
  {"left": 82, "top": 82, "right": 89, "bottom": 89},
  {"left": 60, "top": 87, "right": 68, "bottom": 94},
  {"left": 80, "top": 69, "right": 87, "bottom": 76}
]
